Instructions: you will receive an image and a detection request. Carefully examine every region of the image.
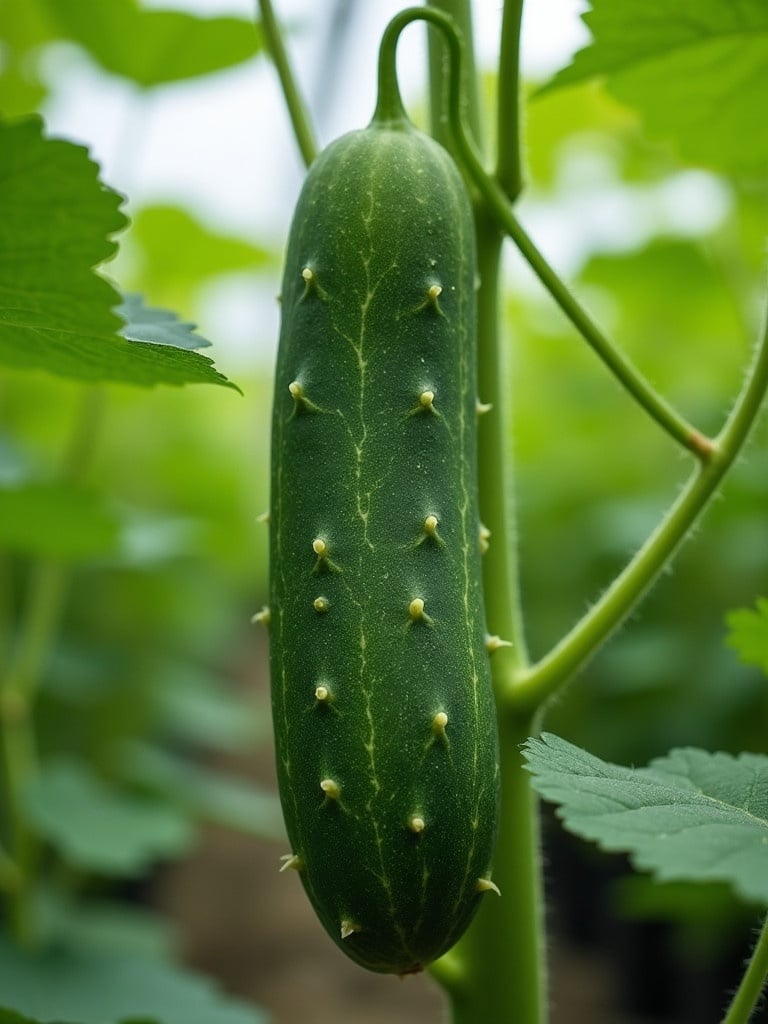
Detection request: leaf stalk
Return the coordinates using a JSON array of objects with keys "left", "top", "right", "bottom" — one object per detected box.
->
[
  {"left": 722, "top": 913, "right": 768, "bottom": 1024},
  {"left": 257, "top": 0, "right": 317, "bottom": 168}
]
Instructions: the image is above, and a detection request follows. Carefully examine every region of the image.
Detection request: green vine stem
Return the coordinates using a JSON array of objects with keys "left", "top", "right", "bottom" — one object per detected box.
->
[
  {"left": 257, "top": 0, "right": 317, "bottom": 169},
  {"left": 0, "top": 561, "right": 66, "bottom": 943},
  {"left": 500, "top": 212, "right": 714, "bottom": 458},
  {"left": 513, "top": 301, "right": 768, "bottom": 709},
  {"left": 433, "top": 708, "right": 546, "bottom": 1024},
  {"left": 0, "top": 386, "right": 106, "bottom": 943},
  {"left": 722, "top": 913, "right": 768, "bottom": 1024}
]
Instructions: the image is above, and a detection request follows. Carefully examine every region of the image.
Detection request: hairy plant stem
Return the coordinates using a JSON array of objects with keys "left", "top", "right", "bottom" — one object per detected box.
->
[
  {"left": 512, "top": 300, "right": 768, "bottom": 708},
  {"left": 0, "top": 386, "right": 105, "bottom": 943},
  {"left": 434, "top": 708, "right": 545, "bottom": 1024},
  {"left": 474, "top": 214, "right": 530, "bottom": 675},
  {"left": 721, "top": 913, "right": 768, "bottom": 1024},
  {"left": 257, "top": 0, "right": 317, "bottom": 168},
  {"left": 0, "top": 561, "right": 65, "bottom": 942},
  {"left": 500, "top": 212, "right": 712, "bottom": 457}
]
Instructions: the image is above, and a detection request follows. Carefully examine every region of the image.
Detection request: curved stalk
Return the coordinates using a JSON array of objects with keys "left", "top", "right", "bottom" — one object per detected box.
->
[
  {"left": 512, "top": 300, "right": 768, "bottom": 709},
  {"left": 721, "top": 914, "right": 768, "bottom": 1024},
  {"left": 0, "top": 386, "right": 107, "bottom": 944},
  {"left": 257, "top": 0, "right": 317, "bottom": 168}
]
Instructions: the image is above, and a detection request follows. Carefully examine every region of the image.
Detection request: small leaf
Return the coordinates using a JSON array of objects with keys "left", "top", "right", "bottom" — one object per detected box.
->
[
  {"left": 117, "top": 294, "right": 211, "bottom": 351},
  {"left": 0, "top": 1010, "right": 83, "bottom": 1024},
  {"left": 36, "top": 888, "right": 176, "bottom": 961},
  {"left": 726, "top": 598, "right": 768, "bottom": 674},
  {"left": 524, "top": 734, "right": 768, "bottom": 905},
  {"left": 540, "top": 0, "right": 768, "bottom": 174},
  {"left": 0, "top": 116, "right": 236, "bottom": 390},
  {"left": 152, "top": 663, "right": 270, "bottom": 750},
  {"left": 122, "top": 206, "right": 274, "bottom": 298},
  {"left": 0, "top": 937, "right": 267, "bottom": 1024},
  {"left": 23, "top": 758, "right": 194, "bottom": 876},
  {"left": 119, "top": 743, "right": 284, "bottom": 841},
  {"left": 41, "top": 0, "right": 262, "bottom": 88},
  {"left": 0, "top": 482, "right": 119, "bottom": 560},
  {"left": 0, "top": 0, "right": 56, "bottom": 116},
  {"left": 0, "top": 1008, "right": 157, "bottom": 1024}
]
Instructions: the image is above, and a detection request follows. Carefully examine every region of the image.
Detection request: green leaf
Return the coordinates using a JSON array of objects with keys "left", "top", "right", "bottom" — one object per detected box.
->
[
  {"left": 0, "top": 0, "right": 56, "bottom": 116},
  {"left": 122, "top": 206, "right": 274, "bottom": 299},
  {"left": 0, "top": 937, "right": 267, "bottom": 1024},
  {"left": 23, "top": 758, "right": 194, "bottom": 875},
  {"left": 0, "top": 116, "right": 236, "bottom": 389},
  {"left": 541, "top": 0, "right": 768, "bottom": 174},
  {"left": 726, "top": 598, "right": 768, "bottom": 674},
  {"left": 0, "top": 1010, "right": 116, "bottom": 1024},
  {"left": 117, "top": 294, "right": 211, "bottom": 351},
  {"left": 524, "top": 734, "right": 768, "bottom": 905},
  {"left": 41, "top": 0, "right": 262, "bottom": 88},
  {"left": 0, "top": 482, "right": 119, "bottom": 560},
  {"left": 37, "top": 891, "right": 176, "bottom": 961},
  {"left": 119, "top": 743, "right": 285, "bottom": 841},
  {"left": 151, "top": 663, "right": 270, "bottom": 751}
]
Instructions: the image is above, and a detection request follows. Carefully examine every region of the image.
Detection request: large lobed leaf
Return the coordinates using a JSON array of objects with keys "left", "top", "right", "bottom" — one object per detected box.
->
[
  {"left": 0, "top": 937, "right": 267, "bottom": 1024},
  {"left": 0, "top": 1008, "right": 155, "bottom": 1024},
  {"left": 0, "top": 482, "right": 119, "bottom": 560},
  {"left": 23, "top": 758, "right": 194, "bottom": 876},
  {"left": 123, "top": 205, "right": 274, "bottom": 299},
  {"left": 118, "top": 742, "right": 285, "bottom": 841},
  {"left": 41, "top": 0, "right": 262, "bottom": 88},
  {"left": 541, "top": 0, "right": 768, "bottom": 174},
  {"left": 524, "top": 734, "right": 768, "bottom": 905},
  {"left": 0, "top": 116, "right": 236, "bottom": 389}
]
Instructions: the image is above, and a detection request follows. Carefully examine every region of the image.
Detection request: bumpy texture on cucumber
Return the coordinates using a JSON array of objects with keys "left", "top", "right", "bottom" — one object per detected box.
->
[{"left": 269, "top": 115, "right": 499, "bottom": 974}]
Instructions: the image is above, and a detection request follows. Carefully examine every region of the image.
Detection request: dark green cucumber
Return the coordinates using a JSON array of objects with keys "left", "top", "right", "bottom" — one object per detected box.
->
[{"left": 269, "top": 110, "right": 499, "bottom": 975}]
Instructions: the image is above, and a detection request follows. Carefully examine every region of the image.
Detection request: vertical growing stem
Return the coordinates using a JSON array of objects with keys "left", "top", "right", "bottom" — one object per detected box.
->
[
  {"left": 257, "top": 0, "right": 317, "bottom": 168},
  {"left": 442, "top": 709, "right": 546, "bottom": 1024},
  {"left": 0, "top": 386, "right": 106, "bottom": 943},
  {"left": 421, "top": 2, "right": 545, "bottom": 1020}
]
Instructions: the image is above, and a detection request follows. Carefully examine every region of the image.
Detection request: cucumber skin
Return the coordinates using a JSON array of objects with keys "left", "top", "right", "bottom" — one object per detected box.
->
[{"left": 269, "top": 122, "right": 499, "bottom": 974}]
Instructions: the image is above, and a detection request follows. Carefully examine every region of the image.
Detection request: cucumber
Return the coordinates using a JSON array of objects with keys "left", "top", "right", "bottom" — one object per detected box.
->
[{"left": 269, "top": 107, "right": 499, "bottom": 974}]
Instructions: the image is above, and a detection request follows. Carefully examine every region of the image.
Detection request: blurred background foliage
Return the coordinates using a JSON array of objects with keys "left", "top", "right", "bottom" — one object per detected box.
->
[{"left": 0, "top": 1, "right": 766, "bottom": 1022}]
